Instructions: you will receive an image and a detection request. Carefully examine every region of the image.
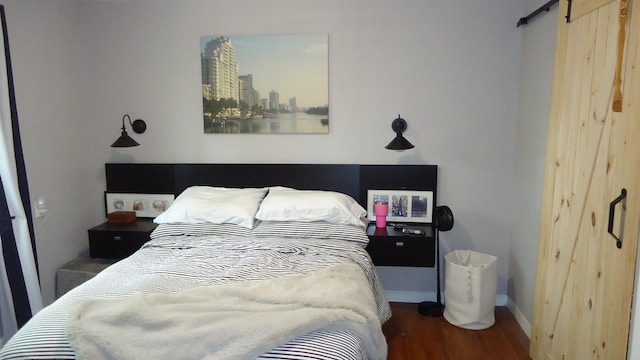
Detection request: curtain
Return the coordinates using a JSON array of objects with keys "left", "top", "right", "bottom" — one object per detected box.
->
[{"left": 0, "top": 5, "right": 43, "bottom": 342}]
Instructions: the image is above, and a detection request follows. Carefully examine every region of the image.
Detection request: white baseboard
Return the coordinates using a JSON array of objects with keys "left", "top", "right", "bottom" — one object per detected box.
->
[
  {"left": 385, "top": 290, "right": 508, "bottom": 306},
  {"left": 506, "top": 298, "right": 531, "bottom": 338}
]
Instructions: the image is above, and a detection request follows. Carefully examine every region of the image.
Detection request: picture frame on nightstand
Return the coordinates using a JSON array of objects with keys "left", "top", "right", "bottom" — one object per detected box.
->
[
  {"left": 105, "top": 192, "right": 174, "bottom": 218},
  {"left": 366, "top": 189, "right": 434, "bottom": 224}
]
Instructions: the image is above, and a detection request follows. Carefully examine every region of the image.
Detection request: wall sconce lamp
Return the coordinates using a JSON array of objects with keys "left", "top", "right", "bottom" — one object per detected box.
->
[
  {"left": 385, "top": 115, "right": 415, "bottom": 150},
  {"left": 111, "top": 114, "right": 147, "bottom": 147}
]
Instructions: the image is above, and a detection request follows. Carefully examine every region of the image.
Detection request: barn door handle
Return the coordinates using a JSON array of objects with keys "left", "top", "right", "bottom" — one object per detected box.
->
[{"left": 608, "top": 188, "right": 627, "bottom": 249}]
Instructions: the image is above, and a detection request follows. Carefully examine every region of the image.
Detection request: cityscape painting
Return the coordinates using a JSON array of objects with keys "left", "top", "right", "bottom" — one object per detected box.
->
[{"left": 201, "top": 34, "right": 329, "bottom": 134}]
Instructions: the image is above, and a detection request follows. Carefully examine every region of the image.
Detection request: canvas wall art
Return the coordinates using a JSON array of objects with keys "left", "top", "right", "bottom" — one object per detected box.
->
[{"left": 201, "top": 34, "right": 329, "bottom": 134}]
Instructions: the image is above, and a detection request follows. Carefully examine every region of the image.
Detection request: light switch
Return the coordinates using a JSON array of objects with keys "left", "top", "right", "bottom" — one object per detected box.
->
[{"left": 35, "top": 195, "right": 46, "bottom": 210}]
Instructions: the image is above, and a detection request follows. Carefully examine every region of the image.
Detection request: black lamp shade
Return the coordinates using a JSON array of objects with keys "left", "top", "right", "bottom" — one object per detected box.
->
[
  {"left": 111, "top": 130, "right": 140, "bottom": 147},
  {"left": 385, "top": 115, "right": 415, "bottom": 150},
  {"left": 385, "top": 133, "right": 415, "bottom": 150}
]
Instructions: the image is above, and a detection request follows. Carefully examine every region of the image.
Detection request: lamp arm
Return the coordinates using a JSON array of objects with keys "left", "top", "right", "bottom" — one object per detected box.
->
[{"left": 121, "top": 114, "right": 131, "bottom": 131}]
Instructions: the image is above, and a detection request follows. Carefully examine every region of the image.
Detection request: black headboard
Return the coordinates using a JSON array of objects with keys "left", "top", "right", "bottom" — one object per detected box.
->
[{"left": 105, "top": 163, "right": 438, "bottom": 208}]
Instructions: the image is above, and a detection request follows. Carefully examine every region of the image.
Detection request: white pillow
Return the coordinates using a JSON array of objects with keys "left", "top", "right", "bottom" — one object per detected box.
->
[
  {"left": 251, "top": 221, "right": 370, "bottom": 245},
  {"left": 255, "top": 187, "right": 367, "bottom": 228},
  {"left": 153, "top": 186, "right": 268, "bottom": 228}
]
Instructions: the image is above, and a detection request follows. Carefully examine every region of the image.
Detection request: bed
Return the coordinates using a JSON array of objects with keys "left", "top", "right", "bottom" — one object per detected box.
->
[{"left": 0, "top": 163, "right": 438, "bottom": 360}]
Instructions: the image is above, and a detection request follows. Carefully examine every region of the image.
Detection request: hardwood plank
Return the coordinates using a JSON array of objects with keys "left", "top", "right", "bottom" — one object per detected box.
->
[{"left": 383, "top": 303, "right": 530, "bottom": 360}]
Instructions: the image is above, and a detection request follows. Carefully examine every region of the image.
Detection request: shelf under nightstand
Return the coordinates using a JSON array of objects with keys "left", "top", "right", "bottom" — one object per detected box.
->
[{"left": 365, "top": 223, "right": 435, "bottom": 267}]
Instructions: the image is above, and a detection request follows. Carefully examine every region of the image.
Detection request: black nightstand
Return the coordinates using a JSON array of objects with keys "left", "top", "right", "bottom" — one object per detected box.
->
[
  {"left": 366, "top": 223, "right": 435, "bottom": 267},
  {"left": 88, "top": 220, "right": 157, "bottom": 259}
]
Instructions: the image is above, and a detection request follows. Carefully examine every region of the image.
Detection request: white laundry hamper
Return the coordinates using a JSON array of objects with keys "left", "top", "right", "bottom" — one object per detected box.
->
[{"left": 443, "top": 250, "right": 498, "bottom": 330}]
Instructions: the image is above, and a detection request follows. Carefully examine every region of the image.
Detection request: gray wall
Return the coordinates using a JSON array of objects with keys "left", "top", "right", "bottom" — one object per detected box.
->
[
  {"left": 4, "top": 0, "right": 527, "bottom": 320},
  {"left": 509, "top": 0, "right": 557, "bottom": 334},
  {"left": 2, "top": 0, "right": 93, "bottom": 307}
]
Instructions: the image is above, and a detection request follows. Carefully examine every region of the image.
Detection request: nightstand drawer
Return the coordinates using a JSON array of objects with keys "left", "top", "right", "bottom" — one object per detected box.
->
[
  {"left": 88, "top": 221, "right": 157, "bottom": 259},
  {"left": 366, "top": 237, "right": 435, "bottom": 267},
  {"left": 366, "top": 224, "right": 435, "bottom": 267}
]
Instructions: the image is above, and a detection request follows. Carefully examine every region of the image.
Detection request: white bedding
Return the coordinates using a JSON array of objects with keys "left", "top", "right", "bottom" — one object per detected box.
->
[
  {"left": 67, "top": 264, "right": 386, "bottom": 360},
  {"left": 0, "top": 225, "right": 390, "bottom": 360}
]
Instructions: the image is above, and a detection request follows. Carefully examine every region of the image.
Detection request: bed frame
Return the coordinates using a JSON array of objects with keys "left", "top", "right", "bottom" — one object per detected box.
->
[{"left": 105, "top": 163, "right": 438, "bottom": 211}]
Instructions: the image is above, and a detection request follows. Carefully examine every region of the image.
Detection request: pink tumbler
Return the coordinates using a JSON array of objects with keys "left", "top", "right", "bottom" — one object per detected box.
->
[{"left": 374, "top": 203, "right": 389, "bottom": 228}]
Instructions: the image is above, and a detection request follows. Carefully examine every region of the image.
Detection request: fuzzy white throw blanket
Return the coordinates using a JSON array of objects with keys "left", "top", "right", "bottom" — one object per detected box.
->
[{"left": 66, "top": 264, "right": 387, "bottom": 360}]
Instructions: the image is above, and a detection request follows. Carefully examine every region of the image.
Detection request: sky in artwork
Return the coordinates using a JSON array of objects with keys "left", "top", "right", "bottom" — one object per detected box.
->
[{"left": 200, "top": 34, "right": 328, "bottom": 109}]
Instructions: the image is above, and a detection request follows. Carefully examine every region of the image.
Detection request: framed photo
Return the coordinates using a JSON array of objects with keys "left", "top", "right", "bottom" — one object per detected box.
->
[
  {"left": 366, "top": 189, "right": 434, "bottom": 224},
  {"left": 105, "top": 193, "right": 175, "bottom": 218}
]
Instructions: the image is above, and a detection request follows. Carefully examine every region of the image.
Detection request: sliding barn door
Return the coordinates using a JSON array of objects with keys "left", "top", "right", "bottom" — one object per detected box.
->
[{"left": 530, "top": 0, "right": 640, "bottom": 358}]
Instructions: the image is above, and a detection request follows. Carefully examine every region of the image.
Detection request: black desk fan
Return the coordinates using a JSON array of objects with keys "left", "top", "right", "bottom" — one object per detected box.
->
[{"left": 418, "top": 205, "right": 454, "bottom": 316}]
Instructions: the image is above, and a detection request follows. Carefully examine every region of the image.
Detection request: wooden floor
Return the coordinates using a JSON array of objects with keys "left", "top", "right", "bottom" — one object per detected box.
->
[{"left": 383, "top": 303, "right": 531, "bottom": 359}]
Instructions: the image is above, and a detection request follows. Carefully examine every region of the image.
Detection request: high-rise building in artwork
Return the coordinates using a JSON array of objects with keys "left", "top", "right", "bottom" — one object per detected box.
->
[
  {"left": 289, "top": 97, "right": 297, "bottom": 112},
  {"left": 201, "top": 37, "right": 239, "bottom": 102},
  {"left": 254, "top": 90, "right": 261, "bottom": 107},
  {"left": 239, "top": 74, "right": 256, "bottom": 107},
  {"left": 201, "top": 54, "right": 212, "bottom": 96},
  {"left": 269, "top": 90, "right": 279, "bottom": 110}
]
